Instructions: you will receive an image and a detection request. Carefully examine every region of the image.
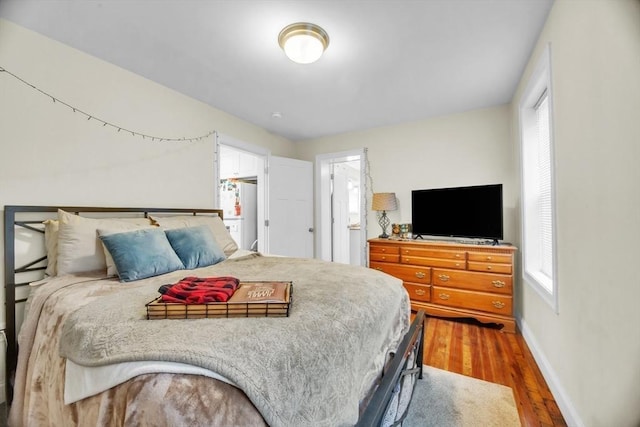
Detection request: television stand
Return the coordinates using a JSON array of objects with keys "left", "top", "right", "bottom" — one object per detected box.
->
[{"left": 368, "top": 238, "right": 517, "bottom": 333}]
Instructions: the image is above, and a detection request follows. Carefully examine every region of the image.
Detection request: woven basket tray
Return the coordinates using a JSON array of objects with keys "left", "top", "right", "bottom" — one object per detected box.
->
[{"left": 146, "top": 281, "right": 292, "bottom": 319}]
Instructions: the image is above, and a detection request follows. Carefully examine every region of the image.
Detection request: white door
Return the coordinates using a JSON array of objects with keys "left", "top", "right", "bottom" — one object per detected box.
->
[
  {"left": 332, "top": 163, "right": 350, "bottom": 264},
  {"left": 267, "top": 156, "right": 313, "bottom": 257}
]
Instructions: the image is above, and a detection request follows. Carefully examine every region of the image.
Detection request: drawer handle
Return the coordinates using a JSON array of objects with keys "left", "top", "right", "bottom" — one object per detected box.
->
[
  {"left": 455, "top": 254, "right": 461, "bottom": 258},
  {"left": 492, "top": 280, "right": 506, "bottom": 288},
  {"left": 486, "top": 256, "right": 492, "bottom": 260},
  {"left": 415, "top": 289, "right": 426, "bottom": 296},
  {"left": 455, "top": 263, "right": 461, "bottom": 267},
  {"left": 438, "top": 293, "right": 450, "bottom": 300},
  {"left": 405, "top": 257, "right": 411, "bottom": 263},
  {"left": 438, "top": 274, "right": 450, "bottom": 282},
  {"left": 492, "top": 301, "right": 505, "bottom": 309},
  {"left": 486, "top": 266, "right": 492, "bottom": 270},
  {"left": 381, "top": 248, "right": 387, "bottom": 253},
  {"left": 415, "top": 271, "right": 426, "bottom": 279},
  {"left": 381, "top": 256, "right": 386, "bottom": 260}
]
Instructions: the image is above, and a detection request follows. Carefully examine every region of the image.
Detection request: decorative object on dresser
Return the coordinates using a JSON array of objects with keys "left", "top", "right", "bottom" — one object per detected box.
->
[
  {"left": 369, "top": 238, "right": 517, "bottom": 333},
  {"left": 372, "top": 192, "right": 398, "bottom": 238}
]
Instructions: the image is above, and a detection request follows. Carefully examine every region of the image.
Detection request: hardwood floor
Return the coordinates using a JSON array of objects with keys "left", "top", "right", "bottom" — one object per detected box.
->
[{"left": 419, "top": 315, "right": 567, "bottom": 427}]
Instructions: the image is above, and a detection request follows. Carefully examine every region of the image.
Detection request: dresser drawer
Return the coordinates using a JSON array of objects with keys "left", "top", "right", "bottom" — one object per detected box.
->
[
  {"left": 401, "top": 255, "right": 465, "bottom": 270},
  {"left": 369, "top": 244, "right": 400, "bottom": 255},
  {"left": 404, "top": 283, "right": 431, "bottom": 303},
  {"left": 369, "top": 261, "right": 395, "bottom": 276},
  {"left": 467, "top": 261, "right": 512, "bottom": 274},
  {"left": 370, "top": 253, "right": 400, "bottom": 263},
  {"left": 401, "top": 247, "right": 466, "bottom": 261},
  {"left": 432, "top": 286, "right": 512, "bottom": 315},
  {"left": 370, "top": 262, "right": 431, "bottom": 284},
  {"left": 467, "top": 252, "right": 512, "bottom": 264},
  {"left": 432, "top": 268, "right": 512, "bottom": 294}
]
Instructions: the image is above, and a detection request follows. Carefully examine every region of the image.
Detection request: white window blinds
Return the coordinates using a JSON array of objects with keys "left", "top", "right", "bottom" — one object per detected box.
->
[
  {"left": 519, "top": 43, "right": 557, "bottom": 311},
  {"left": 535, "top": 93, "right": 553, "bottom": 283}
]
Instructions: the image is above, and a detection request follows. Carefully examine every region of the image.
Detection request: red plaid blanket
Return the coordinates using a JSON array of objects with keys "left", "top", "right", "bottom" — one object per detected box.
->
[{"left": 159, "top": 276, "right": 240, "bottom": 304}]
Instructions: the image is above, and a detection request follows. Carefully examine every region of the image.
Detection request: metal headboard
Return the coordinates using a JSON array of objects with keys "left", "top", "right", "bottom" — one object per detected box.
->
[{"left": 3, "top": 205, "right": 223, "bottom": 404}]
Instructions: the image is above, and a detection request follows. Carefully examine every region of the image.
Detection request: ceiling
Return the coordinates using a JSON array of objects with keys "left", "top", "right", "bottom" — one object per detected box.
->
[{"left": 0, "top": 0, "right": 553, "bottom": 142}]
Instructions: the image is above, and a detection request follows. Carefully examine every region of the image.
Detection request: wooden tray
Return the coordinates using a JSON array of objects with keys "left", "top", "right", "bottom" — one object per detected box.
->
[{"left": 146, "top": 281, "right": 292, "bottom": 319}]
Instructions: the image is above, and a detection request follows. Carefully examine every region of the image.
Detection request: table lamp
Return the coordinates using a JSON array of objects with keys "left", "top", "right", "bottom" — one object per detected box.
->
[{"left": 372, "top": 192, "right": 397, "bottom": 238}]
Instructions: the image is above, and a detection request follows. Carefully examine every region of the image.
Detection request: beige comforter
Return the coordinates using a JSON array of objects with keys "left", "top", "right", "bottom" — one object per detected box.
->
[{"left": 10, "top": 253, "right": 410, "bottom": 427}]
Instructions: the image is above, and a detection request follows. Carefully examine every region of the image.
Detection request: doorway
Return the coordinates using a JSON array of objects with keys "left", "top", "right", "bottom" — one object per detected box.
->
[
  {"left": 216, "top": 133, "right": 314, "bottom": 257},
  {"left": 216, "top": 133, "right": 267, "bottom": 252},
  {"left": 315, "top": 149, "right": 367, "bottom": 266}
]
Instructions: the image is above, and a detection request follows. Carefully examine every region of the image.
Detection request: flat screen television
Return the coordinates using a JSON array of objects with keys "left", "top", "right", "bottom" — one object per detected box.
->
[{"left": 411, "top": 184, "right": 503, "bottom": 242}]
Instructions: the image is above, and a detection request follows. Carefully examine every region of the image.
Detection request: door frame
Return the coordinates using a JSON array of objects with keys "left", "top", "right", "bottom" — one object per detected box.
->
[
  {"left": 215, "top": 132, "right": 270, "bottom": 252},
  {"left": 315, "top": 148, "right": 367, "bottom": 265}
]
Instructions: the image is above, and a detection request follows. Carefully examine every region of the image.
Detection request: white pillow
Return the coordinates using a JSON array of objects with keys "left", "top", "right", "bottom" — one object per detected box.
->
[
  {"left": 56, "top": 209, "right": 153, "bottom": 276},
  {"left": 43, "top": 219, "right": 59, "bottom": 276},
  {"left": 149, "top": 214, "right": 238, "bottom": 256}
]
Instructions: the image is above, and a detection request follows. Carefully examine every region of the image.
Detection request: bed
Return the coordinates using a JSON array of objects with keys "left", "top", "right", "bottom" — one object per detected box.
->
[{"left": 3, "top": 205, "right": 424, "bottom": 427}]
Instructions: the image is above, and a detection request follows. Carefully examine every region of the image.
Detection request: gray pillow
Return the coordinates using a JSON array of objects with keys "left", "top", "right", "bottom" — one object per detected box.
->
[
  {"left": 165, "top": 225, "right": 226, "bottom": 270},
  {"left": 99, "top": 228, "right": 185, "bottom": 282}
]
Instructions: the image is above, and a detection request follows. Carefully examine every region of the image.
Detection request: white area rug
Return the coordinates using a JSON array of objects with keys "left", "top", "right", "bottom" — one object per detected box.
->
[{"left": 404, "top": 365, "right": 521, "bottom": 427}]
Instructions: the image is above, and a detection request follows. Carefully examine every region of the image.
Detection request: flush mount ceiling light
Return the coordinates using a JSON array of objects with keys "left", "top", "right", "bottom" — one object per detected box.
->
[{"left": 278, "top": 22, "right": 329, "bottom": 64}]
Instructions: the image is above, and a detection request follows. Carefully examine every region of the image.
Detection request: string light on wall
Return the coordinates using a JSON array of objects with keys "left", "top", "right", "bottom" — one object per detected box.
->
[{"left": 0, "top": 65, "right": 214, "bottom": 142}]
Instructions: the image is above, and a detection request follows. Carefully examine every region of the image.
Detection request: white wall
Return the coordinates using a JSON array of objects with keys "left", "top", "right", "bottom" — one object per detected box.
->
[
  {"left": 0, "top": 18, "right": 295, "bottom": 400},
  {"left": 0, "top": 18, "right": 295, "bottom": 218},
  {"left": 295, "top": 104, "right": 517, "bottom": 244},
  {"left": 0, "top": 21, "right": 295, "bottom": 205},
  {"left": 511, "top": 1, "right": 640, "bottom": 426}
]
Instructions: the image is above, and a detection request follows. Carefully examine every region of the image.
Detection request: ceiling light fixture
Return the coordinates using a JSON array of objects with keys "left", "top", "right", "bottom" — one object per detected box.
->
[{"left": 278, "top": 22, "right": 329, "bottom": 64}]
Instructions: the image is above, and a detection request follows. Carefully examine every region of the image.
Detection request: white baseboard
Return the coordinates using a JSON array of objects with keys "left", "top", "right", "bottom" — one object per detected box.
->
[{"left": 518, "top": 318, "right": 584, "bottom": 427}]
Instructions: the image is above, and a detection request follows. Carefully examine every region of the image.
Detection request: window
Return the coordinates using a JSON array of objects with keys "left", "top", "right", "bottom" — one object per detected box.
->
[{"left": 519, "top": 44, "right": 558, "bottom": 312}]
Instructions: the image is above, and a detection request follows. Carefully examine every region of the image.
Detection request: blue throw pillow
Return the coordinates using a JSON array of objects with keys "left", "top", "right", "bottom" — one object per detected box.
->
[
  {"left": 99, "top": 228, "right": 185, "bottom": 282},
  {"left": 164, "top": 225, "right": 227, "bottom": 270}
]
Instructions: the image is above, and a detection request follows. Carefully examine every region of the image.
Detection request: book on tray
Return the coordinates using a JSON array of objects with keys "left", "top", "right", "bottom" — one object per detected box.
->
[{"left": 229, "top": 281, "right": 289, "bottom": 304}]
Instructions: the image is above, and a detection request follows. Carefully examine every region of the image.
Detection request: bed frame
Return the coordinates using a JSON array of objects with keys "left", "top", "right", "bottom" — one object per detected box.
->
[
  {"left": 357, "top": 309, "right": 425, "bottom": 426},
  {"left": 4, "top": 205, "right": 425, "bottom": 426}
]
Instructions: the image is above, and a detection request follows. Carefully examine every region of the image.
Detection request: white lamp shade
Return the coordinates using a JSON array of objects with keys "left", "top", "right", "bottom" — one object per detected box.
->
[{"left": 372, "top": 193, "right": 398, "bottom": 211}]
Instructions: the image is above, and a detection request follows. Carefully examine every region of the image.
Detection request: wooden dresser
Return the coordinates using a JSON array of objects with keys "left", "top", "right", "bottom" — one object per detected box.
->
[{"left": 369, "top": 238, "right": 517, "bottom": 333}]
